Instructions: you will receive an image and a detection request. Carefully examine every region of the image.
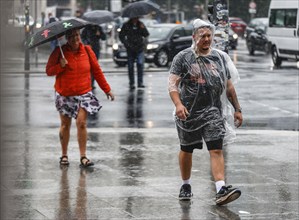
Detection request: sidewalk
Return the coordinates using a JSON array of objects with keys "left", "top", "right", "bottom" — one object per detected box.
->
[
  {"left": 1, "top": 127, "right": 298, "bottom": 219},
  {"left": 1, "top": 50, "right": 298, "bottom": 219}
]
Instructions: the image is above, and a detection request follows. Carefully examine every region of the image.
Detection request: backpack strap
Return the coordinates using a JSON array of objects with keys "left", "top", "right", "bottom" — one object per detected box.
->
[
  {"left": 84, "top": 45, "right": 94, "bottom": 77},
  {"left": 85, "top": 45, "right": 91, "bottom": 61}
]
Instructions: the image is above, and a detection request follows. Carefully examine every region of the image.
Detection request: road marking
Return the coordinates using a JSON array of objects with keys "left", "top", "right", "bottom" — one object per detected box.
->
[{"left": 243, "top": 98, "right": 298, "bottom": 117}]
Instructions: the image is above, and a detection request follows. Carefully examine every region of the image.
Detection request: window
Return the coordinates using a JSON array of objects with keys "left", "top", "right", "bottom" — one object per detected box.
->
[
  {"left": 47, "top": 0, "right": 70, "bottom": 6},
  {"left": 173, "top": 28, "right": 185, "bottom": 37},
  {"left": 269, "top": 9, "right": 297, "bottom": 28},
  {"left": 184, "top": 27, "right": 193, "bottom": 36},
  {"left": 285, "top": 9, "right": 297, "bottom": 28}
]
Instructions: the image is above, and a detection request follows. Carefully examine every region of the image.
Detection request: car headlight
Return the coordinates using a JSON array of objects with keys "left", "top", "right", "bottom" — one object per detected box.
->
[
  {"left": 112, "top": 43, "right": 119, "bottom": 50},
  {"left": 233, "top": 34, "right": 238, "bottom": 40},
  {"left": 35, "top": 23, "right": 42, "bottom": 29},
  {"left": 147, "top": 43, "right": 159, "bottom": 50}
]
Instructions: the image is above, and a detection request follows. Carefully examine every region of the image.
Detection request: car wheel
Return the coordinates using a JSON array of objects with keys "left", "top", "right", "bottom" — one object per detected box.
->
[
  {"left": 271, "top": 46, "right": 282, "bottom": 67},
  {"left": 247, "top": 40, "right": 255, "bottom": 55},
  {"left": 154, "top": 49, "right": 169, "bottom": 67}
]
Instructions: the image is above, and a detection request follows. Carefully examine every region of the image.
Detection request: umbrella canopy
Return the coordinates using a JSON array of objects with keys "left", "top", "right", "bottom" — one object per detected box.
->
[
  {"left": 26, "top": 18, "right": 91, "bottom": 49},
  {"left": 82, "top": 10, "right": 114, "bottom": 24},
  {"left": 121, "top": 0, "right": 160, "bottom": 18}
]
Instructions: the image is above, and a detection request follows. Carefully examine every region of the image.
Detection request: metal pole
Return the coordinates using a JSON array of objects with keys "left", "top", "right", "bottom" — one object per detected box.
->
[
  {"left": 35, "top": 0, "right": 38, "bottom": 67},
  {"left": 24, "top": 0, "right": 30, "bottom": 70},
  {"left": 167, "top": 0, "right": 171, "bottom": 23}
]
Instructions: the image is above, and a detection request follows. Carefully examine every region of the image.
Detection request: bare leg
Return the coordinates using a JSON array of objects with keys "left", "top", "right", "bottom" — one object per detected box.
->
[
  {"left": 76, "top": 108, "right": 88, "bottom": 158},
  {"left": 59, "top": 114, "right": 72, "bottom": 156},
  {"left": 209, "top": 149, "right": 225, "bottom": 181},
  {"left": 179, "top": 150, "right": 193, "bottom": 180}
]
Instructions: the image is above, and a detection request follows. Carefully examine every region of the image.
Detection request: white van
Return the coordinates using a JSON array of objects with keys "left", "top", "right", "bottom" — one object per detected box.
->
[{"left": 268, "top": 0, "right": 299, "bottom": 67}]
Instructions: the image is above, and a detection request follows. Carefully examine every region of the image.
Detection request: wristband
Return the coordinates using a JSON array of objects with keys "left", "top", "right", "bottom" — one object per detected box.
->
[{"left": 235, "top": 108, "right": 242, "bottom": 113}]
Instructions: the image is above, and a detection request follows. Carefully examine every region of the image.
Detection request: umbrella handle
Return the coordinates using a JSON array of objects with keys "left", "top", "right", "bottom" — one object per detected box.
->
[{"left": 57, "top": 39, "right": 65, "bottom": 59}]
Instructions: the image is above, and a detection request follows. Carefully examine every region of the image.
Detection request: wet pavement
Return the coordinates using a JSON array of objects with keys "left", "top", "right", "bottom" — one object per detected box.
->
[{"left": 1, "top": 43, "right": 299, "bottom": 219}]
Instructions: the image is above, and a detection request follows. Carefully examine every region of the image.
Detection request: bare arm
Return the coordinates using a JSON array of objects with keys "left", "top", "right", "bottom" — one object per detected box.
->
[
  {"left": 168, "top": 74, "right": 189, "bottom": 120},
  {"left": 226, "top": 79, "right": 243, "bottom": 127}
]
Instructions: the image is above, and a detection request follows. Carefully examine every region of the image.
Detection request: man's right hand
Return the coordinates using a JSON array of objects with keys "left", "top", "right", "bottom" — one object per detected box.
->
[{"left": 175, "top": 103, "right": 189, "bottom": 121}]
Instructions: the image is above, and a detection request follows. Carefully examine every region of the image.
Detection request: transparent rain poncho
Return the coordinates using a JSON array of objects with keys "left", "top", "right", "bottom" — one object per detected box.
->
[{"left": 168, "top": 19, "right": 239, "bottom": 145}]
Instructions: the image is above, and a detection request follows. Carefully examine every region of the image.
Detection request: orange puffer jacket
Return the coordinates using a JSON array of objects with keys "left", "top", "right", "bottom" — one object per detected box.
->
[{"left": 46, "top": 43, "right": 111, "bottom": 96}]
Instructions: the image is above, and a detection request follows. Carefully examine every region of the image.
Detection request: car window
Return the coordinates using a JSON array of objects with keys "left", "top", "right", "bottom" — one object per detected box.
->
[
  {"left": 229, "top": 18, "right": 246, "bottom": 24},
  {"left": 148, "top": 26, "right": 173, "bottom": 39},
  {"left": 285, "top": 9, "right": 297, "bottom": 28},
  {"left": 269, "top": 9, "right": 297, "bottom": 28},
  {"left": 173, "top": 27, "right": 185, "bottom": 37},
  {"left": 184, "top": 27, "right": 193, "bottom": 36},
  {"left": 249, "top": 18, "right": 268, "bottom": 28}
]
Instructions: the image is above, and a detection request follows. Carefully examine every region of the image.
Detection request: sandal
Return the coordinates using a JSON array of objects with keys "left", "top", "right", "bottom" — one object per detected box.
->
[
  {"left": 60, "top": 155, "right": 69, "bottom": 166},
  {"left": 80, "top": 156, "right": 94, "bottom": 168}
]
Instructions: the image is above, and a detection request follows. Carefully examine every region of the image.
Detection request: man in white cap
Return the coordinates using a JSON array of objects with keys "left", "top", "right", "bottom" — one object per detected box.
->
[{"left": 168, "top": 19, "right": 243, "bottom": 205}]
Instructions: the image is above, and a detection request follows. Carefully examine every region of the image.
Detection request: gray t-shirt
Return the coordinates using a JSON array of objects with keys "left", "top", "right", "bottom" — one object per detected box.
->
[{"left": 169, "top": 47, "right": 232, "bottom": 131}]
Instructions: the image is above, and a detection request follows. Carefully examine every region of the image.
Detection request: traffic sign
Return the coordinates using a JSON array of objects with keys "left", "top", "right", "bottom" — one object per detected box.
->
[{"left": 249, "top": 1, "right": 256, "bottom": 9}]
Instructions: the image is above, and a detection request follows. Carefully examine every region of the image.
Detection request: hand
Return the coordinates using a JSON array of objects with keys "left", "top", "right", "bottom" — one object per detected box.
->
[
  {"left": 106, "top": 91, "right": 115, "bottom": 101},
  {"left": 175, "top": 103, "right": 189, "bottom": 121},
  {"left": 60, "top": 58, "right": 68, "bottom": 68},
  {"left": 234, "top": 112, "right": 243, "bottom": 128}
]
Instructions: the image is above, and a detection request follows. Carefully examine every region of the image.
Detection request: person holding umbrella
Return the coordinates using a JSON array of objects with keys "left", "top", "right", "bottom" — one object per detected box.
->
[
  {"left": 119, "top": 17, "right": 149, "bottom": 89},
  {"left": 46, "top": 28, "right": 115, "bottom": 167},
  {"left": 81, "top": 24, "right": 107, "bottom": 89},
  {"left": 47, "top": 12, "right": 59, "bottom": 51}
]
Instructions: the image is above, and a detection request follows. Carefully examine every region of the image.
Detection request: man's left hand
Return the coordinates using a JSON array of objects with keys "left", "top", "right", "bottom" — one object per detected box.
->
[{"left": 234, "top": 112, "right": 243, "bottom": 128}]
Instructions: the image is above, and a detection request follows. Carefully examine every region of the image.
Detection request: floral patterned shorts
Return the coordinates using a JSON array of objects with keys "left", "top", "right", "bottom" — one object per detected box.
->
[{"left": 55, "top": 91, "right": 102, "bottom": 119}]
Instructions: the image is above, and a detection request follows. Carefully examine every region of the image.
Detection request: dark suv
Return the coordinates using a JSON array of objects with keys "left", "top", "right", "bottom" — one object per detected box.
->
[
  {"left": 245, "top": 17, "right": 270, "bottom": 55},
  {"left": 112, "top": 23, "right": 193, "bottom": 67}
]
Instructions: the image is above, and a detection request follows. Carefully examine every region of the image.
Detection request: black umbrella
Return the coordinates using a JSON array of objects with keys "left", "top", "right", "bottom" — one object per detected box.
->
[
  {"left": 26, "top": 18, "right": 91, "bottom": 58},
  {"left": 121, "top": 0, "right": 160, "bottom": 18},
  {"left": 82, "top": 10, "right": 114, "bottom": 24}
]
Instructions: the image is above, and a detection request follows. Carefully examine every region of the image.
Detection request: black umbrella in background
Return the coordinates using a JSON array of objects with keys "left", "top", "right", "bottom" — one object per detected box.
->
[
  {"left": 121, "top": 0, "right": 160, "bottom": 18},
  {"left": 82, "top": 10, "right": 115, "bottom": 24},
  {"left": 26, "top": 18, "right": 91, "bottom": 58}
]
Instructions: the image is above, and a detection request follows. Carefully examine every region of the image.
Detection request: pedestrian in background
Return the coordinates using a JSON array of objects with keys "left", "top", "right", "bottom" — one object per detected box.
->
[
  {"left": 47, "top": 12, "right": 59, "bottom": 51},
  {"left": 75, "top": 10, "right": 82, "bottom": 18},
  {"left": 119, "top": 17, "right": 149, "bottom": 89},
  {"left": 81, "top": 24, "right": 107, "bottom": 89},
  {"left": 46, "top": 29, "right": 115, "bottom": 168},
  {"left": 41, "top": 12, "right": 45, "bottom": 27},
  {"left": 168, "top": 19, "right": 243, "bottom": 205}
]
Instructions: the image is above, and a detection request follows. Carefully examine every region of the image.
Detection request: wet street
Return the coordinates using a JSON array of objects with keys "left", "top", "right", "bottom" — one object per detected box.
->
[{"left": 0, "top": 39, "right": 298, "bottom": 219}]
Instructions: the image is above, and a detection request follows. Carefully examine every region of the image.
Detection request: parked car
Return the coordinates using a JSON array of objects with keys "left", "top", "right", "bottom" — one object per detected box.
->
[
  {"left": 8, "top": 15, "right": 41, "bottom": 28},
  {"left": 229, "top": 17, "right": 247, "bottom": 38},
  {"left": 113, "top": 23, "right": 193, "bottom": 67},
  {"left": 145, "top": 24, "right": 193, "bottom": 67},
  {"left": 245, "top": 17, "right": 270, "bottom": 55}
]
